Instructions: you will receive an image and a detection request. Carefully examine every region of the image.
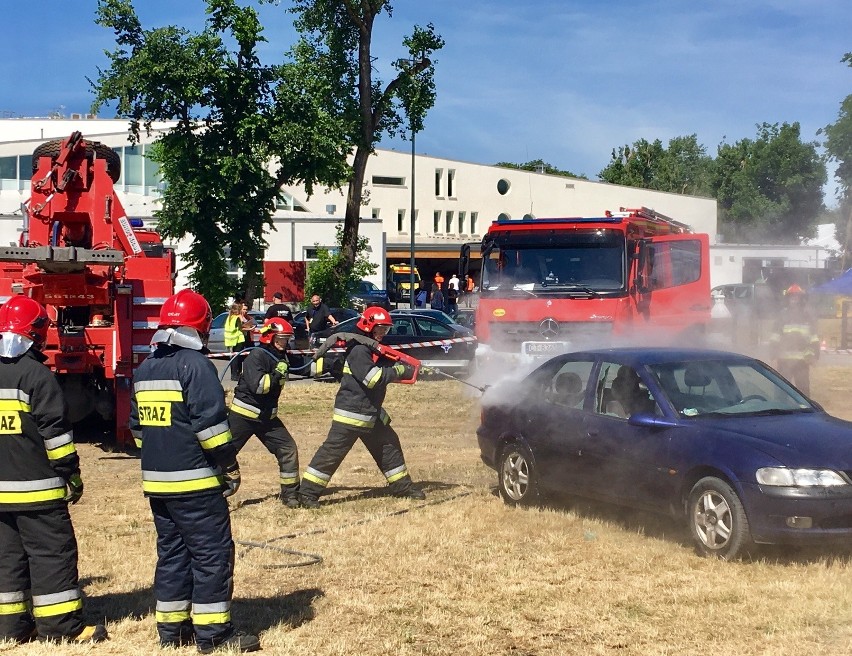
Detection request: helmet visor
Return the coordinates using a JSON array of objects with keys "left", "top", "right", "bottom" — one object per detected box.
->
[{"left": 0, "top": 332, "right": 34, "bottom": 358}]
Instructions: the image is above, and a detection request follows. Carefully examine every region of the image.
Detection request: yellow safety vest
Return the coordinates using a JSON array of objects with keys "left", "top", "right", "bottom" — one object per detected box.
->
[{"left": 224, "top": 315, "right": 242, "bottom": 347}]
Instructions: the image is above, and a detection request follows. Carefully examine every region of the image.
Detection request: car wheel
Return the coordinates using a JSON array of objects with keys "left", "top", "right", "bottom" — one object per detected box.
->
[
  {"left": 498, "top": 442, "right": 540, "bottom": 506},
  {"left": 688, "top": 476, "right": 752, "bottom": 560}
]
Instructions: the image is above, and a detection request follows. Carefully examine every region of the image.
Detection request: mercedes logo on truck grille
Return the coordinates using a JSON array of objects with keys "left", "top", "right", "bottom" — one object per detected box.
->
[{"left": 539, "top": 318, "right": 560, "bottom": 339}]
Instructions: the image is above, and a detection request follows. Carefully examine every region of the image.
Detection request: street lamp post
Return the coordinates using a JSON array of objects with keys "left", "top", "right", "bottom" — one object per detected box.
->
[{"left": 409, "top": 120, "right": 416, "bottom": 308}]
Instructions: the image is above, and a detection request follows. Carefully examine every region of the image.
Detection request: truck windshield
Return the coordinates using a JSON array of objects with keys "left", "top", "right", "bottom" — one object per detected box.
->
[
  {"left": 391, "top": 272, "right": 420, "bottom": 284},
  {"left": 480, "top": 229, "right": 625, "bottom": 297}
]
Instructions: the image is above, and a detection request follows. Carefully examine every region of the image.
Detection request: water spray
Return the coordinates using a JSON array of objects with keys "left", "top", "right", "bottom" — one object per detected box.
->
[{"left": 423, "top": 367, "right": 489, "bottom": 393}]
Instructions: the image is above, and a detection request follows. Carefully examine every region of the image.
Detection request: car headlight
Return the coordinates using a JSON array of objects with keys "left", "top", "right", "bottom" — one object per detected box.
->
[{"left": 756, "top": 467, "right": 849, "bottom": 487}]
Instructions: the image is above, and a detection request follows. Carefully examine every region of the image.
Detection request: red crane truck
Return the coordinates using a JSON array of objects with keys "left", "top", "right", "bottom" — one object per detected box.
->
[
  {"left": 460, "top": 207, "right": 711, "bottom": 363},
  {"left": 0, "top": 132, "right": 175, "bottom": 448}
]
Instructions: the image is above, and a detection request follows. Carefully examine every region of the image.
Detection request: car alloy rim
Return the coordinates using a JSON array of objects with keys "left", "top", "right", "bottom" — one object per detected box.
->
[
  {"left": 502, "top": 452, "right": 529, "bottom": 501},
  {"left": 693, "top": 489, "right": 733, "bottom": 549}
]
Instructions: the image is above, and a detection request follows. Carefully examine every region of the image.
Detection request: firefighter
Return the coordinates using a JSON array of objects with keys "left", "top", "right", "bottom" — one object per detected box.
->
[
  {"left": 0, "top": 296, "right": 107, "bottom": 644},
  {"left": 768, "top": 284, "right": 820, "bottom": 395},
  {"left": 229, "top": 318, "right": 300, "bottom": 508},
  {"left": 299, "top": 306, "right": 425, "bottom": 508},
  {"left": 129, "top": 289, "right": 260, "bottom": 653}
]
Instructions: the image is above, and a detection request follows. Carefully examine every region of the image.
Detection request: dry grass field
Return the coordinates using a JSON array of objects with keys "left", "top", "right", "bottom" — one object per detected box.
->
[{"left": 5, "top": 363, "right": 852, "bottom": 655}]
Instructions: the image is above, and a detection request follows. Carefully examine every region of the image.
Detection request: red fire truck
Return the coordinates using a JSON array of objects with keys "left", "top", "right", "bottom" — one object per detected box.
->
[
  {"left": 460, "top": 208, "right": 711, "bottom": 361},
  {"left": 0, "top": 132, "right": 175, "bottom": 447}
]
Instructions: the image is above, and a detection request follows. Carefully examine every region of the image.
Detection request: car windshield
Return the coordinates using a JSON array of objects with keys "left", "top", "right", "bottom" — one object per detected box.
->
[
  {"left": 647, "top": 359, "right": 814, "bottom": 418},
  {"left": 480, "top": 229, "right": 625, "bottom": 298}
]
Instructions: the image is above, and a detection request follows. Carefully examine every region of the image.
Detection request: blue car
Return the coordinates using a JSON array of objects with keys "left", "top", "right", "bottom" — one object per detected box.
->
[{"left": 477, "top": 347, "right": 852, "bottom": 559}]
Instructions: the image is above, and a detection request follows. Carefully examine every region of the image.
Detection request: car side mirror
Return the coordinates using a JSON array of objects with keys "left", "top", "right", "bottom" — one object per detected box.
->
[{"left": 627, "top": 413, "right": 678, "bottom": 429}]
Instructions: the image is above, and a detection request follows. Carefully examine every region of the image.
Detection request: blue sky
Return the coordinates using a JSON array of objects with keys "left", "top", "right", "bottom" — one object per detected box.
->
[{"left": 2, "top": 0, "right": 850, "bottom": 197}]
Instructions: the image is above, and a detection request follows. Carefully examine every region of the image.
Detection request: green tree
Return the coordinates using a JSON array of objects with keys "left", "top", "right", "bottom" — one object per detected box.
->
[
  {"left": 285, "top": 0, "right": 444, "bottom": 275},
  {"left": 91, "top": 0, "right": 349, "bottom": 310},
  {"left": 821, "top": 52, "right": 852, "bottom": 267},
  {"left": 303, "top": 225, "right": 377, "bottom": 308},
  {"left": 598, "top": 135, "right": 713, "bottom": 196},
  {"left": 713, "top": 122, "right": 826, "bottom": 243},
  {"left": 494, "top": 159, "right": 587, "bottom": 179}
]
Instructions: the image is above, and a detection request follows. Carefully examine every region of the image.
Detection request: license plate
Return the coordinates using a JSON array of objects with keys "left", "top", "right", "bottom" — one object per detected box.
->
[{"left": 522, "top": 341, "right": 569, "bottom": 356}]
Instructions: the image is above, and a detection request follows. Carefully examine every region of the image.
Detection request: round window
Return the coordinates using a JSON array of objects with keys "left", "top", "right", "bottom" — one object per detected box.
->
[
  {"left": 497, "top": 213, "right": 511, "bottom": 221},
  {"left": 497, "top": 179, "right": 511, "bottom": 195}
]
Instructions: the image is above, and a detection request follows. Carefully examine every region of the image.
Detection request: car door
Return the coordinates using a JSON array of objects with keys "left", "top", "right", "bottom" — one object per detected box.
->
[
  {"left": 410, "top": 316, "right": 464, "bottom": 366},
  {"left": 519, "top": 358, "right": 596, "bottom": 496},
  {"left": 580, "top": 361, "right": 673, "bottom": 510}
]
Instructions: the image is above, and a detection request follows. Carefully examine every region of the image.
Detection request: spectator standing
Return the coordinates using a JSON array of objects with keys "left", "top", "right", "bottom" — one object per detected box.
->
[
  {"left": 446, "top": 286, "right": 459, "bottom": 319},
  {"left": 238, "top": 303, "right": 255, "bottom": 347},
  {"left": 305, "top": 295, "right": 338, "bottom": 343},
  {"left": 265, "top": 291, "right": 293, "bottom": 322},
  {"left": 448, "top": 274, "right": 460, "bottom": 292},
  {"left": 415, "top": 286, "right": 427, "bottom": 308},
  {"left": 434, "top": 271, "right": 445, "bottom": 291},
  {"left": 0, "top": 296, "right": 107, "bottom": 645},
  {"left": 224, "top": 303, "right": 244, "bottom": 381},
  {"left": 430, "top": 283, "right": 444, "bottom": 312},
  {"left": 463, "top": 274, "right": 475, "bottom": 307}
]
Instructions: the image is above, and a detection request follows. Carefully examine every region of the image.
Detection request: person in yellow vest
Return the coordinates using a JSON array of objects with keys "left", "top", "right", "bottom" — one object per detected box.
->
[{"left": 224, "top": 303, "right": 245, "bottom": 382}]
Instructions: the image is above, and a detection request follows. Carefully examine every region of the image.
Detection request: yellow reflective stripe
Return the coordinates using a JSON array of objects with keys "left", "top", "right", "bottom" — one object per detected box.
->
[
  {"left": 156, "top": 610, "right": 191, "bottom": 623},
  {"left": 142, "top": 476, "right": 224, "bottom": 494},
  {"left": 134, "top": 437, "right": 142, "bottom": 449},
  {"left": 257, "top": 374, "right": 271, "bottom": 395},
  {"left": 192, "top": 611, "right": 231, "bottom": 625},
  {"left": 342, "top": 363, "right": 351, "bottom": 374},
  {"left": 136, "top": 390, "right": 183, "bottom": 402},
  {"left": 199, "top": 430, "right": 233, "bottom": 451},
  {"left": 386, "top": 468, "right": 409, "bottom": 483},
  {"left": 332, "top": 412, "right": 375, "bottom": 428},
  {"left": 230, "top": 404, "right": 259, "bottom": 419},
  {"left": 46, "top": 442, "right": 77, "bottom": 461},
  {"left": 0, "top": 602, "right": 28, "bottom": 615},
  {"left": 0, "top": 488, "right": 66, "bottom": 504},
  {"left": 0, "top": 400, "right": 30, "bottom": 412},
  {"left": 32, "top": 598, "right": 82, "bottom": 618},
  {"left": 302, "top": 471, "right": 329, "bottom": 487},
  {"left": 280, "top": 475, "right": 299, "bottom": 485}
]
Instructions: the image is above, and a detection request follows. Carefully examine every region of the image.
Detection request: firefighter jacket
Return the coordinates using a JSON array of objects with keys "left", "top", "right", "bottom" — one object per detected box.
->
[
  {"left": 224, "top": 314, "right": 242, "bottom": 348},
  {"left": 231, "top": 345, "right": 286, "bottom": 421},
  {"left": 331, "top": 340, "right": 405, "bottom": 429},
  {"left": 769, "top": 309, "right": 820, "bottom": 363},
  {"left": 130, "top": 345, "right": 237, "bottom": 498},
  {"left": 0, "top": 349, "right": 78, "bottom": 512}
]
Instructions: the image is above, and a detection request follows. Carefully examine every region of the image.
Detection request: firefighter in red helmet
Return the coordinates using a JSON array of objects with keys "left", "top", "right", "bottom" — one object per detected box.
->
[
  {"left": 769, "top": 284, "right": 820, "bottom": 395},
  {"left": 229, "top": 318, "right": 301, "bottom": 508},
  {"left": 129, "top": 289, "right": 259, "bottom": 653},
  {"left": 299, "top": 306, "right": 425, "bottom": 508},
  {"left": 0, "top": 296, "right": 107, "bottom": 644}
]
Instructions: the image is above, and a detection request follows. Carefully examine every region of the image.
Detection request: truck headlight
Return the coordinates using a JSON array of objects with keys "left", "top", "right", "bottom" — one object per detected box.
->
[{"left": 756, "top": 467, "right": 848, "bottom": 487}]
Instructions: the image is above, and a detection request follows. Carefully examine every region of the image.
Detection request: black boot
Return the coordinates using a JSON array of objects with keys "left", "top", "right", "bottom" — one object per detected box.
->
[
  {"left": 394, "top": 486, "right": 426, "bottom": 500},
  {"left": 298, "top": 493, "right": 320, "bottom": 509},
  {"left": 197, "top": 629, "right": 260, "bottom": 654}
]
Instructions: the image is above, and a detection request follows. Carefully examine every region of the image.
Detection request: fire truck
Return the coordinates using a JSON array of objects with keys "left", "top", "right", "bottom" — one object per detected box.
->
[
  {"left": 460, "top": 208, "right": 711, "bottom": 361},
  {"left": 0, "top": 132, "right": 175, "bottom": 447}
]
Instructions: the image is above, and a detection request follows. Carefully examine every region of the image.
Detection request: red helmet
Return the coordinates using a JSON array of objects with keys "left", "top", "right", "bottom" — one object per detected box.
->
[
  {"left": 785, "top": 284, "right": 805, "bottom": 296},
  {"left": 158, "top": 289, "right": 212, "bottom": 333},
  {"left": 0, "top": 296, "right": 50, "bottom": 348},
  {"left": 356, "top": 306, "right": 392, "bottom": 333},
  {"left": 259, "top": 318, "right": 294, "bottom": 344}
]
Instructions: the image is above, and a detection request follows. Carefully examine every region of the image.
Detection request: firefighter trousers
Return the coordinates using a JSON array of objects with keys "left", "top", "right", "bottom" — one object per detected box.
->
[
  {"left": 777, "top": 359, "right": 811, "bottom": 396},
  {"left": 300, "top": 420, "right": 414, "bottom": 500},
  {"left": 229, "top": 413, "right": 300, "bottom": 500},
  {"left": 0, "top": 506, "right": 84, "bottom": 641},
  {"left": 150, "top": 492, "right": 235, "bottom": 650}
]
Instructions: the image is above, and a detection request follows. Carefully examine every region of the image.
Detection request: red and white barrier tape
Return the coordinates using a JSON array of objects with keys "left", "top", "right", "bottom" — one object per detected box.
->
[{"left": 207, "top": 335, "right": 476, "bottom": 359}]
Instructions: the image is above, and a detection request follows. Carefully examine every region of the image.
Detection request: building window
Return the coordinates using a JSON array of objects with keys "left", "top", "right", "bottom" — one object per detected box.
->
[
  {"left": 458, "top": 211, "right": 466, "bottom": 234},
  {"left": 124, "top": 145, "right": 143, "bottom": 188},
  {"left": 448, "top": 169, "right": 455, "bottom": 197},
  {"left": 497, "top": 178, "right": 511, "bottom": 195},
  {"left": 445, "top": 211, "right": 454, "bottom": 234},
  {"left": 372, "top": 208, "right": 381, "bottom": 220},
  {"left": 373, "top": 175, "right": 405, "bottom": 186},
  {"left": 397, "top": 209, "right": 406, "bottom": 232},
  {"left": 471, "top": 212, "right": 478, "bottom": 234},
  {"left": 435, "top": 168, "right": 443, "bottom": 197},
  {"left": 0, "top": 156, "right": 16, "bottom": 191},
  {"left": 497, "top": 212, "right": 511, "bottom": 221},
  {"left": 276, "top": 192, "right": 309, "bottom": 211},
  {"left": 433, "top": 210, "right": 441, "bottom": 233}
]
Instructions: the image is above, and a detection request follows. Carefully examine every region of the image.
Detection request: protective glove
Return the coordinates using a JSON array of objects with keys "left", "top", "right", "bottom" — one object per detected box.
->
[
  {"left": 275, "top": 360, "right": 289, "bottom": 376},
  {"left": 64, "top": 474, "right": 84, "bottom": 504},
  {"left": 222, "top": 463, "right": 241, "bottom": 498},
  {"left": 392, "top": 363, "right": 407, "bottom": 378}
]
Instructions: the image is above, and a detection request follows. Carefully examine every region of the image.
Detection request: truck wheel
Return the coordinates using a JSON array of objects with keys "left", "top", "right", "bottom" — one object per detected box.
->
[
  {"left": 498, "top": 442, "right": 540, "bottom": 507},
  {"left": 688, "top": 476, "right": 752, "bottom": 560},
  {"left": 32, "top": 139, "right": 122, "bottom": 183}
]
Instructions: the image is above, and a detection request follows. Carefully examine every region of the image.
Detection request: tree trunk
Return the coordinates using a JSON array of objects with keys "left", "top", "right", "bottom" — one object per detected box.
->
[{"left": 341, "top": 145, "right": 370, "bottom": 273}]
